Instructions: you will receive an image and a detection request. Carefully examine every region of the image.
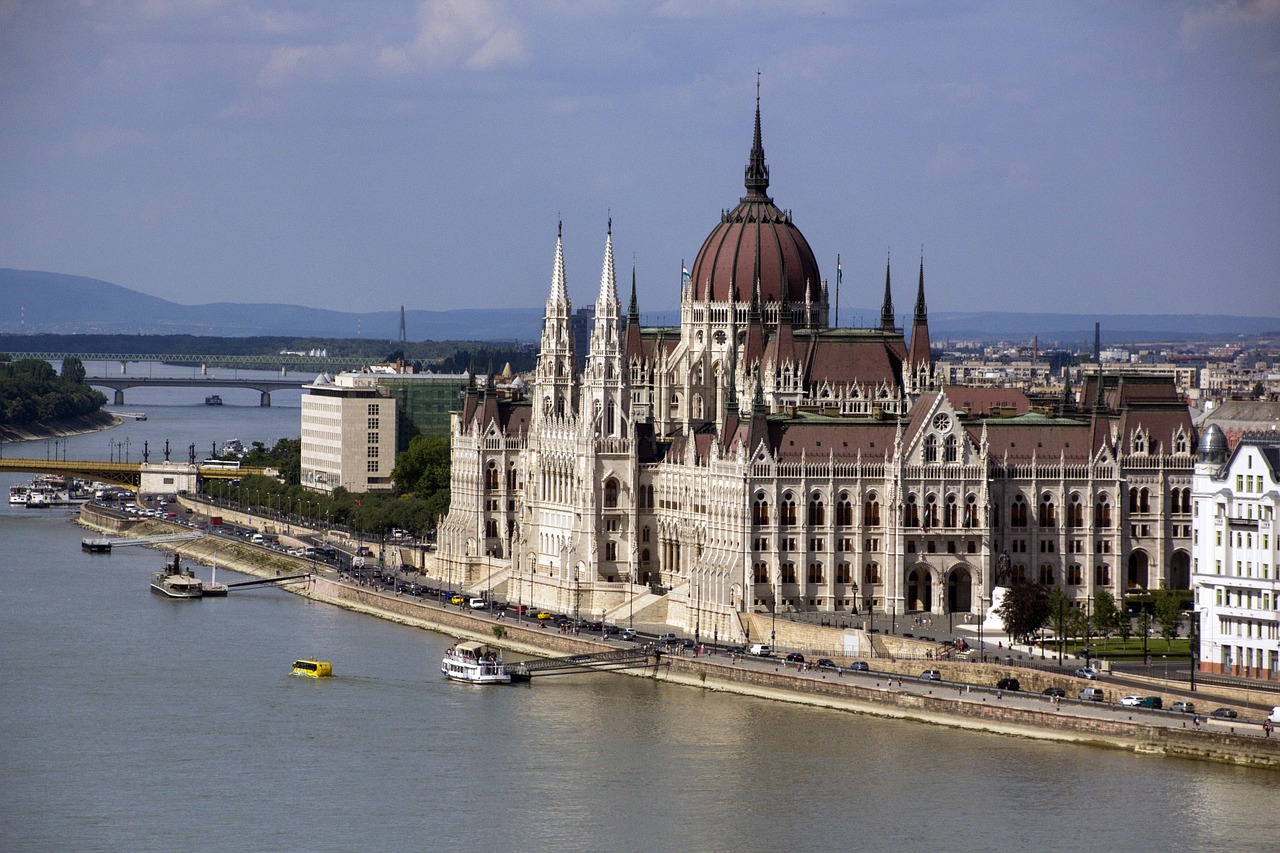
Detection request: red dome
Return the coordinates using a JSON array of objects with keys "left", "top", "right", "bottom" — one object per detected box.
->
[{"left": 688, "top": 104, "right": 823, "bottom": 306}]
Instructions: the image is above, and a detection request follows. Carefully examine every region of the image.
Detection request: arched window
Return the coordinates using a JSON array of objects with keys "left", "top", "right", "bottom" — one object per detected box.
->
[
  {"left": 923, "top": 493, "right": 938, "bottom": 529},
  {"left": 807, "top": 493, "right": 825, "bottom": 526},
  {"left": 642, "top": 526, "right": 650, "bottom": 543},
  {"left": 753, "top": 562, "right": 769, "bottom": 584},
  {"left": 1095, "top": 494, "right": 1112, "bottom": 528},
  {"left": 864, "top": 493, "right": 881, "bottom": 526},
  {"left": 1139, "top": 488, "right": 1150, "bottom": 514},
  {"left": 943, "top": 434, "right": 958, "bottom": 463},
  {"left": 1180, "top": 488, "right": 1191, "bottom": 514},
  {"left": 781, "top": 493, "right": 797, "bottom": 526},
  {"left": 1039, "top": 564, "right": 1055, "bottom": 585},
  {"left": 807, "top": 562, "right": 824, "bottom": 584},
  {"left": 1038, "top": 493, "right": 1056, "bottom": 527},
  {"left": 944, "top": 494, "right": 958, "bottom": 528},
  {"left": 781, "top": 562, "right": 797, "bottom": 584},
  {"left": 904, "top": 494, "right": 920, "bottom": 528},
  {"left": 1067, "top": 493, "right": 1084, "bottom": 528},
  {"left": 923, "top": 434, "right": 938, "bottom": 463},
  {"left": 484, "top": 462, "right": 498, "bottom": 491},
  {"left": 506, "top": 465, "right": 517, "bottom": 490},
  {"left": 605, "top": 542, "right": 617, "bottom": 561},
  {"left": 836, "top": 493, "right": 853, "bottom": 526},
  {"left": 863, "top": 562, "right": 881, "bottom": 584},
  {"left": 964, "top": 494, "right": 978, "bottom": 528},
  {"left": 753, "top": 494, "right": 770, "bottom": 526},
  {"left": 604, "top": 478, "right": 619, "bottom": 508},
  {"left": 1095, "top": 563, "right": 1111, "bottom": 586},
  {"left": 836, "top": 563, "right": 852, "bottom": 584},
  {"left": 1011, "top": 495, "right": 1028, "bottom": 527}
]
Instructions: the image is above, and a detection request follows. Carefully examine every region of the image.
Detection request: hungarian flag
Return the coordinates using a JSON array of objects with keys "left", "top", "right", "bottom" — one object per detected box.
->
[{"left": 681, "top": 262, "right": 690, "bottom": 282}]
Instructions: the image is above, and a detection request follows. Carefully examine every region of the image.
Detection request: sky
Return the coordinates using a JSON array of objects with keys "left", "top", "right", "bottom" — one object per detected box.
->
[{"left": 1, "top": 1, "right": 1278, "bottom": 322}]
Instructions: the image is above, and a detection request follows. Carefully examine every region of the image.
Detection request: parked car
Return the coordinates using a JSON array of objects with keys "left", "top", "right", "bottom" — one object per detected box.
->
[
  {"left": 1210, "top": 708, "right": 1238, "bottom": 719},
  {"left": 848, "top": 661, "right": 870, "bottom": 672},
  {"left": 468, "top": 597, "right": 487, "bottom": 611},
  {"left": 680, "top": 638, "right": 696, "bottom": 650},
  {"left": 1170, "top": 701, "right": 1195, "bottom": 714},
  {"left": 1137, "top": 697, "right": 1163, "bottom": 710},
  {"left": 449, "top": 594, "right": 465, "bottom": 605},
  {"left": 785, "top": 652, "right": 805, "bottom": 663},
  {"left": 816, "top": 658, "right": 836, "bottom": 670},
  {"left": 1074, "top": 667, "right": 1099, "bottom": 680},
  {"left": 620, "top": 628, "right": 637, "bottom": 641},
  {"left": 1042, "top": 687, "right": 1066, "bottom": 698},
  {"left": 1079, "top": 687, "right": 1105, "bottom": 701},
  {"left": 1121, "top": 695, "right": 1144, "bottom": 707},
  {"left": 996, "top": 678, "right": 1021, "bottom": 692},
  {"left": 919, "top": 669, "right": 942, "bottom": 681},
  {"left": 536, "top": 611, "right": 553, "bottom": 621},
  {"left": 657, "top": 633, "right": 677, "bottom": 644},
  {"left": 749, "top": 643, "right": 772, "bottom": 657}
]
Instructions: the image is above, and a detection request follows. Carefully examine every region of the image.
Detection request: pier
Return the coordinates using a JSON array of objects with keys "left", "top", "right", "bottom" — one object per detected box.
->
[{"left": 506, "top": 647, "right": 660, "bottom": 681}]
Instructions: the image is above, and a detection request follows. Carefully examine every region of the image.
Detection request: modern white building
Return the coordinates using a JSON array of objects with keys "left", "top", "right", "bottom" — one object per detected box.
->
[
  {"left": 1192, "top": 424, "right": 1280, "bottom": 681},
  {"left": 300, "top": 372, "right": 396, "bottom": 494}
]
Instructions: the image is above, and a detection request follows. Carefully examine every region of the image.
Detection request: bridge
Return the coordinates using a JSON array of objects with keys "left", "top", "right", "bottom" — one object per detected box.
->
[
  {"left": 0, "top": 457, "right": 281, "bottom": 489},
  {"left": 6, "top": 351, "right": 378, "bottom": 372},
  {"left": 84, "top": 374, "right": 304, "bottom": 407}
]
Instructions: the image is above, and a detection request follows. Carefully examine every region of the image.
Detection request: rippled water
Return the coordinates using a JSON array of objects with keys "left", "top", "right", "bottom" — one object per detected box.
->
[{"left": 2, "top": 386, "right": 1277, "bottom": 852}]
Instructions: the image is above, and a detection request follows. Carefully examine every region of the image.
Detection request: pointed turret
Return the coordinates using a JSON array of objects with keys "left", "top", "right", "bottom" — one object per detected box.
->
[
  {"left": 624, "top": 263, "right": 643, "bottom": 362},
  {"left": 584, "top": 218, "right": 627, "bottom": 438},
  {"left": 534, "top": 222, "right": 578, "bottom": 425},
  {"left": 908, "top": 254, "right": 932, "bottom": 369},
  {"left": 880, "top": 252, "right": 896, "bottom": 331}
]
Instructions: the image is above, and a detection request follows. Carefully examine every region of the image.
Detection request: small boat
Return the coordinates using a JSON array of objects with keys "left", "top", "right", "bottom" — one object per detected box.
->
[
  {"left": 151, "top": 553, "right": 203, "bottom": 599},
  {"left": 292, "top": 659, "right": 333, "bottom": 678},
  {"left": 26, "top": 491, "right": 53, "bottom": 508},
  {"left": 205, "top": 395, "right": 223, "bottom": 406},
  {"left": 9, "top": 485, "right": 30, "bottom": 506},
  {"left": 441, "top": 641, "right": 511, "bottom": 684}
]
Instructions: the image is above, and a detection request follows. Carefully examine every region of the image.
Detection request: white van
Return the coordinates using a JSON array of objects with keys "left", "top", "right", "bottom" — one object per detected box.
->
[
  {"left": 1269, "top": 706, "right": 1280, "bottom": 723},
  {"left": 250, "top": 533, "right": 264, "bottom": 545},
  {"left": 749, "top": 643, "right": 772, "bottom": 657},
  {"left": 468, "top": 598, "right": 487, "bottom": 611}
]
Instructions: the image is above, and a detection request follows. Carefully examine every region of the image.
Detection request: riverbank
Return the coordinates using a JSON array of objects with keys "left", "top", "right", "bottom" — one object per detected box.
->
[
  {"left": 78, "top": 506, "right": 1280, "bottom": 771},
  {"left": 0, "top": 410, "right": 119, "bottom": 444}
]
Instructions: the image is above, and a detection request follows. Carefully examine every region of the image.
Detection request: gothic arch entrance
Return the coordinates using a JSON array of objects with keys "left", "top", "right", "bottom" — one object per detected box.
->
[
  {"left": 907, "top": 566, "right": 933, "bottom": 612},
  {"left": 1168, "top": 550, "right": 1191, "bottom": 590},
  {"left": 947, "top": 566, "right": 973, "bottom": 613},
  {"left": 1127, "top": 550, "right": 1150, "bottom": 590}
]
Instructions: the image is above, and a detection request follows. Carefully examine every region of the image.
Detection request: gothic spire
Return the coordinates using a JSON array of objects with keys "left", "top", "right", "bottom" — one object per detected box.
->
[
  {"left": 880, "top": 251, "right": 895, "bottom": 331},
  {"left": 913, "top": 253, "right": 927, "bottom": 323},
  {"left": 549, "top": 219, "right": 569, "bottom": 310},
  {"left": 743, "top": 73, "right": 770, "bottom": 201}
]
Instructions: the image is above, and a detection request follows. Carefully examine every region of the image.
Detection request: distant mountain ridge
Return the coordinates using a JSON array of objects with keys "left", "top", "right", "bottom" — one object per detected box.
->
[{"left": 2, "top": 268, "right": 1276, "bottom": 344}]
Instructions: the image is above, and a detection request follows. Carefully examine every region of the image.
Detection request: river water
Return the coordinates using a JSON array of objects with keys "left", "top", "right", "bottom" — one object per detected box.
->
[{"left": 2, "top": 378, "right": 1277, "bottom": 852}]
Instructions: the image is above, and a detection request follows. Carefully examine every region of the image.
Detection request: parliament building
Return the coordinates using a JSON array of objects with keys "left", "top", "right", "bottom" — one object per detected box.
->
[{"left": 436, "top": 100, "right": 1197, "bottom": 640}]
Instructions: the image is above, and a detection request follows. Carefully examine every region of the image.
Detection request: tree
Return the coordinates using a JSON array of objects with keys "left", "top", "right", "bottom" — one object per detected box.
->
[
  {"left": 1092, "top": 590, "right": 1120, "bottom": 640},
  {"left": 1117, "top": 608, "right": 1134, "bottom": 649},
  {"left": 392, "top": 435, "right": 452, "bottom": 501},
  {"left": 1153, "top": 589, "right": 1183, "bottom": 650},
  {"left": 995, "top": 581, "right": 1050, "bottom": 644},
  {"left": 1047, "top": 588, "right": 1070, "bottom": 642}
]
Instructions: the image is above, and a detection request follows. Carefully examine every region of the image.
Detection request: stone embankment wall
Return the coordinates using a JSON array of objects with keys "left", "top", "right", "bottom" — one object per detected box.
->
[
  {"left": 0, "top": 410, "right": 119, "bottom": 443},
  {"left": 77, "top": 508, "right": 1280, "bottom": 770}
]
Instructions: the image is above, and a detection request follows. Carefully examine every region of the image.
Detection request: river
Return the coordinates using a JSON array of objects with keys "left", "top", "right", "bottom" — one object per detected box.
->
[{"left": 1, "top": 379, "right": 1277, "bottom": 852}]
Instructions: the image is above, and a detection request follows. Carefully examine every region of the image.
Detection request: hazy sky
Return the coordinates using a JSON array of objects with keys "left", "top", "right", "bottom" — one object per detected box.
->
[{"left": 2, "top": 1, "right": 1277, "bottom": 321}]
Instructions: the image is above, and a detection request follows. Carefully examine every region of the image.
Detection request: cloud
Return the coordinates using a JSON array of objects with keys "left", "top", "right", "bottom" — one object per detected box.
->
[
  {"left": 1180, "top": 0, "right": 1280, "bottom": 49},
  {"left": 258, "top": 42, "right": 358, "bottom": 87},
  {"left": 379, "top": 0, "right": 526, "bottom": 75}
]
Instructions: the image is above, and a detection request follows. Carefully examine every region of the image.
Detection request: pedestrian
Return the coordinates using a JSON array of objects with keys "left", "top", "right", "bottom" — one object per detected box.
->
[{"left": 997, "top": 689, "right": 1003, "bottom": 700}]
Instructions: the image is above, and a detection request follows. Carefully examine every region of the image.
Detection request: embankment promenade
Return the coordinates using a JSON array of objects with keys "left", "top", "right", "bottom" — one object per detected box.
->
[{"left": 80, "top": 505, "right": 1280, "bottom": 771}]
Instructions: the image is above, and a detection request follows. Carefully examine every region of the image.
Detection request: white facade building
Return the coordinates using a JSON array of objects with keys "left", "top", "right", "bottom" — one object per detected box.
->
[
  {"left": 1192, "top": 425, "right": 1280, "bottom": 681},
  {"left": 301, "top": 372, "right": 396, "bottom": 494}
]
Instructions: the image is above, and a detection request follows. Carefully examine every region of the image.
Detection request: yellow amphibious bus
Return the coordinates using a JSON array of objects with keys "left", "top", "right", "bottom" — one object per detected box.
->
[{"left": 292, "top": 659, "right": 333, "bottom": 678}]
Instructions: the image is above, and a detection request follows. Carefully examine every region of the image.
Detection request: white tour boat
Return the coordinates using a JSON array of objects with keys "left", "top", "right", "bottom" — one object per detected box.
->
[{"left": 441, "top": 641, "right": 510, "bottom": 684}]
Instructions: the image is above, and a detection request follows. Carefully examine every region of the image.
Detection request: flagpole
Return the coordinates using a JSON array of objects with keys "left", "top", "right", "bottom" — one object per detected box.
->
[{"left": 834, "top": 253, "right": 841, "bottom": 329}]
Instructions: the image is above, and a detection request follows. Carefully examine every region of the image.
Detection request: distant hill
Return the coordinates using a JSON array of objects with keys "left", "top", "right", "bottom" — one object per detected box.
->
[{"left": 2, "top": 268, "right": 1277, "bottom": 344}]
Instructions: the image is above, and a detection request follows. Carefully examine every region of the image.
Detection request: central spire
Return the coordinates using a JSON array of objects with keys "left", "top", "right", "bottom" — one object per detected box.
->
[{"left": 743, "top": 73, "right": 770, "bottom": 200}]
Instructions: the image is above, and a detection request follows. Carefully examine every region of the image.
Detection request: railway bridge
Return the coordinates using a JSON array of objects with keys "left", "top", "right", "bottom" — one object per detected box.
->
[{"left": 84, "top": 374, "right": 303, "bottom": 407}]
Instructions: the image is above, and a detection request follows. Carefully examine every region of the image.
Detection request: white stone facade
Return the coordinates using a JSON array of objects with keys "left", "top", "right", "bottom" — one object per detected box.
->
[
  {"left": 300, "top": 373, "right": 396, "bottom": 494},
  {"left": 1192, "top": 427, "right": 1280, "bottom": 681}
]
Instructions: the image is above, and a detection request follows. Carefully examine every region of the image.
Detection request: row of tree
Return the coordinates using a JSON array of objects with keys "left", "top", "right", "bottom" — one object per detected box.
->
[
  {"left": 0, "top": 356, "right": 106, "bottom": 426},
  {"left": 996, "top": 583, "right": 1189, "bottom": 649},
  {"left": 211, "top": 434, "right": 452, "bottom": 540}
]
